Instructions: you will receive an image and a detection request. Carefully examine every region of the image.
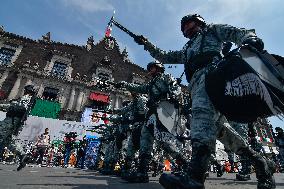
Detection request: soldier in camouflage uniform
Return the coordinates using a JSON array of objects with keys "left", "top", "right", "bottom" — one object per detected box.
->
[
  {"left": 133, "top": 14, "right": 275, "bottom": 189},
  {"left": 275, "top": 127, "right": 284, "bottom": 172},
  {"left": 0, "top": 85, "right": 36, "bottom": 156},
  {"left": 98, "top": 124, "right": 114, "bottom": 174},
  {"left": 116, "top": 61, "right": 188, "bottom": 183},
  {"left": 122, "top": 92, "right": 148, "bottom": 178},
  {"left": 101, "top": 100, "right": 132, "bottom": 175}
]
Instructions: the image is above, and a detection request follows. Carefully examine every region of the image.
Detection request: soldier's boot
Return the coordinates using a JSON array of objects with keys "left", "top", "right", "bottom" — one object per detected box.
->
[
  {"left": 159, "top": 142, "right": 210, "bottom": 189},
  {"left": 215, "top": 162, "right": 225, "bottom": 178},
  {"left": 101, "top": 162, "right": 113, "bottom": 175},
  {"left": 152, "top": 161, "right": 159, "bottom": 177},
  {"left": 236, "top": 156, "right": 251, "bottom": 181},
  {"left": 17, "top": 154, "right": 29, "bottom": 171},
  {"left": 229, "top": 162, "right": 235, "bottom": 173},
  {"left": 239, "top": 147, "right": 276, "bottom": 189},
  {"left": 125, "top": 154, "right": 150, "bottom": 183},
  {"left": 280, "top": 163, "right": 284, "bottom": 173},
  {"left": 172, "top": 154, "right": 189, "bottom": 177},
  {"left": 121, "top": 158, "right": 132, "bottom": 179}
]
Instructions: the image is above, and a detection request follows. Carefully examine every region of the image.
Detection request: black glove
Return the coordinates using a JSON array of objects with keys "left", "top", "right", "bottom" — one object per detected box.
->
[
  {"left": 134, "top": 35, "right": 147, "bottom": 45},
  {"left": 242, "top": 37, "right": 264, "bottom": 52},
  {"left": 176, "top": 78, "right": 182, "bottom": 85},
  {"left": 222, "top": 42, "right": 233, "bottom": 56}
]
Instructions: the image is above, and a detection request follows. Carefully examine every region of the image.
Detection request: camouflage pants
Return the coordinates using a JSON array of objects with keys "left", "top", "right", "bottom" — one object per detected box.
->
[
  {"left": 189, "top": 68, "right": 249, "bottom": 153},
  {"left": 229, "top": 122, "right": 251, "bottom": 174},
  {"left": 140, "top": 117, "right": 183, "bottom": 160},
  {"left": 0, "top": 116, "right": 22, "bottom": 153},
  {"left": 126, "top": 124, "right": 142, "bottom": 160},
  {"left": 104, "top": 141, "right": 118, "bottom": 165}
]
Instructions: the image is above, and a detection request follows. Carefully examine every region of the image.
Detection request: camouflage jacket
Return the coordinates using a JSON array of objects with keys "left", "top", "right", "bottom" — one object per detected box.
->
[
  {"left": 121, "top": 73, "right": 181, "bottom": 108},
  {"left": 142, "top": 24, "right": 257, "bottom": 81},
  {"left": 110, "top": 105, "right": 132, "bottom": 124},
  {"left": 128, "top": 95, "right": 148, "bottom": 121}
]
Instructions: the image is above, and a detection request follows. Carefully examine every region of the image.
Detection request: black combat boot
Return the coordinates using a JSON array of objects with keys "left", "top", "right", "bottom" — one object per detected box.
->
[
  {"left": 238, "top": 147, "right": 276, "bottom": 189},
  {"left": 125, "top": 154, "right": 151, "bottom": 183},
  {"left": 159, "top": 142, "right": 211, "bottom": 189},
  {"left": 214, "top": 161, "right": 225, "bottom": 178},
  {"left": 101, "top": 161, "right": 114, "bottom": 175},
  {"left": 236, "top": 155, "right": 251, "bottom": 181},
  {"left": 171, "top": 154, "right": 189, "bottom": 177},
  {"left": 121, "top": 158, "right": 133, "bottom": 179}
]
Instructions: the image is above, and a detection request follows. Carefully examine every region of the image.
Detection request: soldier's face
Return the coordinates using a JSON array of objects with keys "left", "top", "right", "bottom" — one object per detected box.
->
[
  {"left": 149, "top": 66, "right": 158, "bottom": 77},
  {"left": 183, "top": 20, "right": 201, "bottom": 38}
]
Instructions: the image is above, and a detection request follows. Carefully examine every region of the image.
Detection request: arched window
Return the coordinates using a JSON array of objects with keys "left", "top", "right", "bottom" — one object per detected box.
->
[
  {"left": 0, "top": 47, "right": 16, "bottom": 65},
  {"left": 51, "top": 61, "right": 68, "bottom": 79}
]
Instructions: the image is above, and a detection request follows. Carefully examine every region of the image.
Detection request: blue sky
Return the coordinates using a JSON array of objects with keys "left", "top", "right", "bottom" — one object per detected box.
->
[{"left": 0, "top": 0, "right": 283, "bottom": 130}]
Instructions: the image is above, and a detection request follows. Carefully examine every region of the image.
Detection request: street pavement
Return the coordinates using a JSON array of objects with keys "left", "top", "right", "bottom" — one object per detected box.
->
[{"left": 0, "top": 164, "right": 283, "bottom": 189}]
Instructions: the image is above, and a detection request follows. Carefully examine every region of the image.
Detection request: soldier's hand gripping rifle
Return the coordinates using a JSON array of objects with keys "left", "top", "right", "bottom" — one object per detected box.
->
[{"left": 109, "top": 16, "right": 185, "bottom": 83}]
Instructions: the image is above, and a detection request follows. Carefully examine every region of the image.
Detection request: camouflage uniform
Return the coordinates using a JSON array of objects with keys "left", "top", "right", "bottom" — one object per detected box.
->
[
  {"left": 0, "top": 91, "right": 36, "bottom": 155},
  {"left": 274, "top": 128, "right": 284, "bottom": 172},
  {"left": 139, "top": 23, "right": 275, "bottom": 188},
  {"left": 101, "top": 106, "right": 131, "bottom": 175},
  {"left": 125, "top": 95, "right": 148, "bottom": 164},
  {"left": 228, "top": 122, "right": 252, "bottom": 180},
  {"left": 120, "top": 71, "right": 187, "bottom": 182}
]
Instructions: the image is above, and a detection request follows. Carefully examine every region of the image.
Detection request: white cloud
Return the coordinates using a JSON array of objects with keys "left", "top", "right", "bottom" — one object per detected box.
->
[{"left": 59, "top": 0, "right": 114, "bottom": 13}]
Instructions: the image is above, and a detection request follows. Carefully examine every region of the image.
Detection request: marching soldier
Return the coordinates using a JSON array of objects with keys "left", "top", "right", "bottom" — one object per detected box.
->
[
  {"left": 101, "top": 101, "right": 131, "bottom": 175},
  {"left": 274, "top": 127, "right": 284, "bottom": 172},
  {"left": 132, "top": 14, "right": 275, "bottom": 189},
  {"left": 122, "top": 92, "right": 148, "bottom": 178},
  {"left": 115, "top": 61, "right": 188, "bottom": 183},
  {"left": 0, "top": 85, "right": 36, "bottom": 155}
]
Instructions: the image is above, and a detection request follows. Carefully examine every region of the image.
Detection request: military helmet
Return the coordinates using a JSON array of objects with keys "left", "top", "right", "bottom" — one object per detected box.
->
[
  {"left": 147, "top": 60, "right": 165, "bottom": 72},
  {"left": 181, "top": 14, "right": 206, "bottom": 33},
  {"left": 275, "top": 127, "right": 283, "bottom": 132}
]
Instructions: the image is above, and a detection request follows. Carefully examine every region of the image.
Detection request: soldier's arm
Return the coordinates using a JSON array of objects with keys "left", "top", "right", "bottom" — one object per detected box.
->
[
  {"left": 122, "top": 82, "right": 149, "bottom": 94},
  {"left": 143, "top": 40, "right": 183, "bottom": 64},
  {"left": 211, "top": 24, "right": 257, "bottom": 45}
]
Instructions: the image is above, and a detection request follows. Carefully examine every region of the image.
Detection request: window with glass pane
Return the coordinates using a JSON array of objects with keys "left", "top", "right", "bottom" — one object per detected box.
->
[
  {"left": 42, "top": 87, "right": 59, "bottom": 101},
  {"left": 51, "top": 61, "right": 67, "bottom": 78},
  {"left": 0, "top": 48, "right": 16, "bottom": 65}
]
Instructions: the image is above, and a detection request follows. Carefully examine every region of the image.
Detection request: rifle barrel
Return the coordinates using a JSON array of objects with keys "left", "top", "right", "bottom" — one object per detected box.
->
[{"left": 112, "top": 19, "right": 137, "bottom": 38}]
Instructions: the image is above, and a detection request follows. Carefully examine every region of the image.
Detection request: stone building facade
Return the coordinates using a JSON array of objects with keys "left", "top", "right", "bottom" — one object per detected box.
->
[{"left": 0, "top": 28, "right": 149, "bottom": 121}]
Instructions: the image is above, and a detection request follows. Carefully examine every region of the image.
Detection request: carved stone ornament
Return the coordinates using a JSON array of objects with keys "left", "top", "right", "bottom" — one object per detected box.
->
[
  {"left": 33, "top": 62, "right": 39, "bottom": 70},
  {"left": 104, "top": 38, "right": 115, "bottom": 50}
]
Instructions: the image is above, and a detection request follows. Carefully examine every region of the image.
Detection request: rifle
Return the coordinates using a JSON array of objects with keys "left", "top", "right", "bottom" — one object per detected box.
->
[
  {"left": 109, "top": 17, "right": 184, "bottom": 84},
  {"left": 109, "top": 16, "right": 138, "bottom": 39}
]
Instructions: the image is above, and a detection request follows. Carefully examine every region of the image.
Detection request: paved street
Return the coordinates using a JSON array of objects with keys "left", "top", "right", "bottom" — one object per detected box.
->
[{"left": 0, "top": 164, "right": 283, "bottom": 189}]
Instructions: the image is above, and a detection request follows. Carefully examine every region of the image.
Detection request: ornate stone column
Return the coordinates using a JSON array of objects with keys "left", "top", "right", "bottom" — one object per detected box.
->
[
  {"left": 67, "top": 86, "right": 76, "bottom": 110},
  {"left": 75, "top": 90, "right": 85, "bottom": 111},
  {"left": 8, "top": 74, "right": 23, "bottom": 100},
  {"left": 114, "top": 95, "right": 119, "bottom": 109},
  {"left": 0, "top": 70, "right": 9, "bottom": 88}
]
